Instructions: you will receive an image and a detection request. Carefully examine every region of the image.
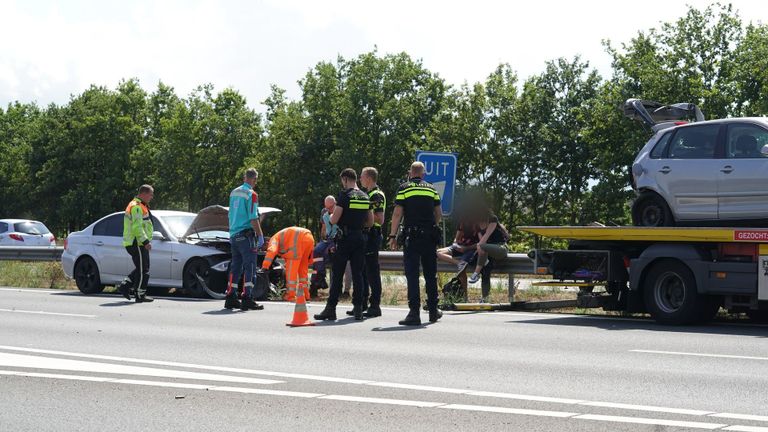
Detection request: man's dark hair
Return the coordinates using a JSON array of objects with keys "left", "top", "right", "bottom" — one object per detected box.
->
[
  {"left": 138, "top": 184, "right": 154, "bottom": 194},
  {"left": 340, "top": 168, "right": 357, "bottom": 181}
]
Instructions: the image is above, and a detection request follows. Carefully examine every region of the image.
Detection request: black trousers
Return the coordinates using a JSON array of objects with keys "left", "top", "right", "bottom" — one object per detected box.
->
[
  {"left": 125, "top": 241, "right": 150, "bottom": 297},
  {"left": 362, "top": 228, "right": 383, "bottom": 308},
  {"left": 326, "top": 230, "right": 366, "bottom": 309},
  {"left": 403, "top": 233, "right": 438, "bottom": 313}
]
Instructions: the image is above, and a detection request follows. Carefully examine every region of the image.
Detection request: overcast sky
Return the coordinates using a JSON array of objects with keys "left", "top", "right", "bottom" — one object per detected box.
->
[{"left": 1, "top": 0, "right": 766, "bottom": 110}]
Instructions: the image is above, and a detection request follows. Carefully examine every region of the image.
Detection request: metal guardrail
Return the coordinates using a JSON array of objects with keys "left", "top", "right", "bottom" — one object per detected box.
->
[
  {"left": 0, "top": 246, "right": 63, "bottom": 262},
  {"left": 0, "top": 246, "right": 533, "bottom": 299}
]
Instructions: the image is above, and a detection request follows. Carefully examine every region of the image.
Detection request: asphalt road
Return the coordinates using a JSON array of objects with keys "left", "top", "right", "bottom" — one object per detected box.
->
[{"left": 1, "top": 286, "right": 767, "bottom": 432}]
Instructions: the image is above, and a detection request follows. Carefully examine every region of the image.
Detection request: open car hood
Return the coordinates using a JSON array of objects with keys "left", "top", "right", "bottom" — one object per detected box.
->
[{"left": 181, "top": 205, "right": 281, "bottom": 240}]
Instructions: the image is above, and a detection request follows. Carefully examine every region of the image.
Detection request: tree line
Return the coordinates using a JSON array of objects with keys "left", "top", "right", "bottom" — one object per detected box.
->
[{"left": 1, "top": 3, "right": 767, "bottom": 249}]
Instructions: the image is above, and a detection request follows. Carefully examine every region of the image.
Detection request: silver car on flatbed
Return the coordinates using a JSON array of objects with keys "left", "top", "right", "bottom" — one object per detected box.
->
[{"left": 628, "top": 99, "right": 768, "bottom": 226}]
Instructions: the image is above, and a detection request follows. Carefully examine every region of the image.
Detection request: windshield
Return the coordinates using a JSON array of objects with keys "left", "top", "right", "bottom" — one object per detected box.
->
[
  {"left": 162, "top": 215, "right": 229, "bottom": 240},
  {"left": 14, "top": 222, "right": 50, "bottom": 235}
]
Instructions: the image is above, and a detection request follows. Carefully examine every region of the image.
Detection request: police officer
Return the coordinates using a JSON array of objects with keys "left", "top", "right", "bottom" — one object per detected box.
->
[
  {"left": 116, "top": 184, "right": 155, "bottom": 303},
  {"left": 225, "top": 168, "right": 265, "bottom": 311},
  {"left": 353, "top": 166, "right": 386, "bottom": 318},
  {"left": 388, "top": 162, "right": 443, "bottom": 325},
  {"left": 315, "top": 168, "right": 373, "bottom": 321}
]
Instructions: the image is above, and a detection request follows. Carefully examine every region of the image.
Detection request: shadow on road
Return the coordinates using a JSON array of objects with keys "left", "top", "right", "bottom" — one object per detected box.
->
[
  {"left": 314, "top": 317, "right": 365, "bottom": 327},
  {"left": 99, "top": 301, "right": 134, "bottom": 307},
  {"left": 52, "top": 291, "right": 216, "bottom": 303},
  {"left": 509, "top": 315, "right": 768, "bottom": 338},
  {"left": 201, "top": 309, "right": 248, "bottom": 315}
]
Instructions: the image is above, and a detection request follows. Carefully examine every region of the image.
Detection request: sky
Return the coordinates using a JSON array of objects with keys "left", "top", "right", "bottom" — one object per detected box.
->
[{"left": 1, "top": 0, "right": 766, "bottom": 110}]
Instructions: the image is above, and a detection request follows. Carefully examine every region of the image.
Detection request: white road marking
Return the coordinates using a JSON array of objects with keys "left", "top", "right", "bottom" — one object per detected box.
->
[
  {"left": 0, "top": 308, "right": 95, "bottom": 318},
  {"left": 2, "top": 345, "right": 766, "bottom": 426},
  {"left": 0, "top": 352, "right": 281, "bottom": 385},
  {"left": 714, "top": 414, "right": 768, "bottom": 423},
  {"left": 319, "top": 395, "right": 445, "bottom": 408},
  {"left": 5, "top": 369, "right": 768, "bottom": 431},
  {"left": 574, "top": 414, "right": 727, "bottom": 430},
  {"left": 0, "top": 287, "right": 61, "bottom": 293},
  {"left": 366, "top": 382, "right": 468, "bottom": 394},
  {"left": 0, "top": 345, "right": 370, "bottom": 385},
  {"left": 467, "top": 390, "right": 583, "bottom": 404},
  {"left": 210, "top": 386, "right": 323, "bottom": 398},
  {"left": 723, "top": 426, "right": 768, "bottom": 432},
  {"left": 440, "top": 403, "right": 577, "bottom": 418},
  {"left": 579, "top": 401, "right": 713, "bottom": 416},
  {"left": 632, "top": 349, "right": 768, "bottom": 362}
]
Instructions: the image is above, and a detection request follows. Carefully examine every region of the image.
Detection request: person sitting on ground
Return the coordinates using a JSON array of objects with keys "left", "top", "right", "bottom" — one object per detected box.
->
[{"left": 468, "top": 208, "right": 510, "bottom": 291}]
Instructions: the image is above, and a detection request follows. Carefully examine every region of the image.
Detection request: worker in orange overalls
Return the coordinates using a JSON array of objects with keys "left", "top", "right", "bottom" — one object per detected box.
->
[{"left": 261, "top": 227, "right": 315, "bottom": 303}]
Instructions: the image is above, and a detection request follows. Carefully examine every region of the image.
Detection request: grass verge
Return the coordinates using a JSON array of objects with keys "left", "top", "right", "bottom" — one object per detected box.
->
[{"left": 0, "top": 261, "right": 75, "bottom": 290}]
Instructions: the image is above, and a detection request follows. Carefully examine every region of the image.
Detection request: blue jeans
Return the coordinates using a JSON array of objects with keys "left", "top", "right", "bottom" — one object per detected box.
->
[{"left": 228, "top": 231, "right": 256, "bottom": 298}]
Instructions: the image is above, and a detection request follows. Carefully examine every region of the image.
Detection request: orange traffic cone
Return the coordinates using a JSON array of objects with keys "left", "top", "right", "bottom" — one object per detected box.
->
[{"left": 286, "top": 289, "right": 314, "bottom": 327}]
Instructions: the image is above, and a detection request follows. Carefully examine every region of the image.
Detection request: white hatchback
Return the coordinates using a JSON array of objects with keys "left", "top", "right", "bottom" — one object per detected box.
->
[{"left": 0, "top": 219, "right": 56, "bottom": 247}]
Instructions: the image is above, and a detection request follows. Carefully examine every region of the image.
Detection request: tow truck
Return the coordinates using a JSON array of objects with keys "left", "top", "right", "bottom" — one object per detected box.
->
[{"left": 450, "top": 225, "right": 768, "bottom": 325}]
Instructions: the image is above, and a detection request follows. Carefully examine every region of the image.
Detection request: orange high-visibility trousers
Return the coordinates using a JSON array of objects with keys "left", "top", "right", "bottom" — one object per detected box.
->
[{"left": 262, "top": 227, "right": 314, "bottom": 302}]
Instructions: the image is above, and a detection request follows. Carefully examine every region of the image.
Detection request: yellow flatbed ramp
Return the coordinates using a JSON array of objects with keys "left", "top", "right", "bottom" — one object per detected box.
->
[{"left": 518, "top": 226, "right": 768, "bottom": 243}]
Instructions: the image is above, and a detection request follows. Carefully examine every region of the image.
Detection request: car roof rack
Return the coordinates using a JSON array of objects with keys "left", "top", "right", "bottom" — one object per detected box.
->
[{"left": 623, "top": 98, "right": 705, "bottom": 132}]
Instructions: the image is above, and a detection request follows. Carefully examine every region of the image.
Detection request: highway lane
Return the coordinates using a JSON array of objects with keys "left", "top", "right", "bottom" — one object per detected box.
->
[{"left": 1, "top": 287, "right": 767, "bottom": 431}]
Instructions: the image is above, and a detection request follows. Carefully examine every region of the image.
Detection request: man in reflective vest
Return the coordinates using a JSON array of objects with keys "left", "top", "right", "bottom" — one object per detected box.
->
[
  {"left": 261, "top": 227, "right": 315, "bottom": 307},
  {"left": 116, "top": 184, "right": 155, "bottom": 303}
]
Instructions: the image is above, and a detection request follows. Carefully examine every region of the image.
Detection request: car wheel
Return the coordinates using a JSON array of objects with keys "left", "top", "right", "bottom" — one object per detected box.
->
[
  {"left": 632, "top": 193, "right": 674, "bottom": 227},
  {"left": 643, "top": 259, "right": 718, "bottom": 324},
  {"left": 74, "top": 256, "right": 105, "bottom": 294},
  {"left": 182, "top": 258, "right": 213, "bottom": 298}
]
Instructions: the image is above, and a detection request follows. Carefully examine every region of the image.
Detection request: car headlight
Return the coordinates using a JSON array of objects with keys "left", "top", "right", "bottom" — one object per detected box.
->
[{"left": 211, "top": 260, "right": 230, "bottom": 272}]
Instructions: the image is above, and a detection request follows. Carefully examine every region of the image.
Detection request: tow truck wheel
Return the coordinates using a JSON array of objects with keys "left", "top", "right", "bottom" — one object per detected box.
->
[
  {"left": 632, "top": 193, "right": 674, "bottom": 227},
  {"left": 643, "top": 259, "right": 717, "bottom": 324}
]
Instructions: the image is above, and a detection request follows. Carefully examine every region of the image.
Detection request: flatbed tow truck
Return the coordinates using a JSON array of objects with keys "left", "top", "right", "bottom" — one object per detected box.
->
[{"left": 450, "top": 226, "right": 768, "bottom": 324}]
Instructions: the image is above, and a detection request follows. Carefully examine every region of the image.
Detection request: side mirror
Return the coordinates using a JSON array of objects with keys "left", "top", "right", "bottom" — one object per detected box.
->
[
  {"left": 761, "top": 144, "right": 768, "bottom": 157},
  {"left": 152, "top": 231, "right": 166, "bottom": 241}
]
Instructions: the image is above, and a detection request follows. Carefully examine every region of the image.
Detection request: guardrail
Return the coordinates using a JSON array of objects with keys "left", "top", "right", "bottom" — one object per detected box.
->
[
  {"left": 0, "top": 246, "right": 533, "bottom": 300},
  {"left": 0, "top": 246, "right": 63, "bottom": 262}
]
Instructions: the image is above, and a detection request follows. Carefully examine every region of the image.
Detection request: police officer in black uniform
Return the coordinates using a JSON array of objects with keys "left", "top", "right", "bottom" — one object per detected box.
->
[
  {"left": 315, "top": 168, "right": 373, "bottom": 321},
  {"left": 388, "top": 161, "right": 443, "bottom": 326}
]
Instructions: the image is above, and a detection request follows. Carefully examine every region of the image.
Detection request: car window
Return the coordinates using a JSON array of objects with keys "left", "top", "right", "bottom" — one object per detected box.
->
[
  {"left": 668, "top": 124, "right": 720, "bottom": 159},
  {"left": 93, "top": 214, "right": 123, "bottom": 237},
  {"left": 726, "top": 123, "right": 768, "bottom": 159},
  {"left": 14, "top": 221, "right": 51, "bottom": 235},
  {"left": 150, "top": 216, "right": 168, "bottom": 237},
  {"left": 0, "top": 222, "right": 7, "bottom": 233},
  {"left": 650, "top": 132, "right": 672, "bottom": 159}
]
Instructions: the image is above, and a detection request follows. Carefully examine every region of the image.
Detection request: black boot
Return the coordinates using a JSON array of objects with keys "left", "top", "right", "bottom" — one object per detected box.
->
[
  {"left": 241, "top": 297, "right": 264, "bottom": 311},
  {"left": 224, "top": 295, "right": 241, "bottom": 310},
  {"left": 314, "top": 306, "right": 337, "bottom": 321},
  {"left": 346, "top": 304, "right": 368, "bottom": 316},
  {"left": 352, "top": 305, "right": 364, "bottom": 321},
  {"left": 398, "top": 310, "right": 421, "bottom": 326},
  {"left": 136, "top": 295, "right": 153, "bottom": 303},
  {"left": 116, "top": 280, "right": 132, "bottom": 300},
  {"left": 364, "top": 305, "right": 382, "bottom": 318},
  {"left": 429, "top": 308, "right": 443, "bottom": 323}
]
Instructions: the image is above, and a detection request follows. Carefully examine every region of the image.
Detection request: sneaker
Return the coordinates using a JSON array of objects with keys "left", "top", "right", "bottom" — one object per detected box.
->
[
  {"left": 457, "top": 261, "right": 469, "bottom": 274},
  {"left": 468, "top": 272, "right": 480, "bottom": 284},
  {"left": 136, "top": 295, "right": 153, "bottom": 303}
]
